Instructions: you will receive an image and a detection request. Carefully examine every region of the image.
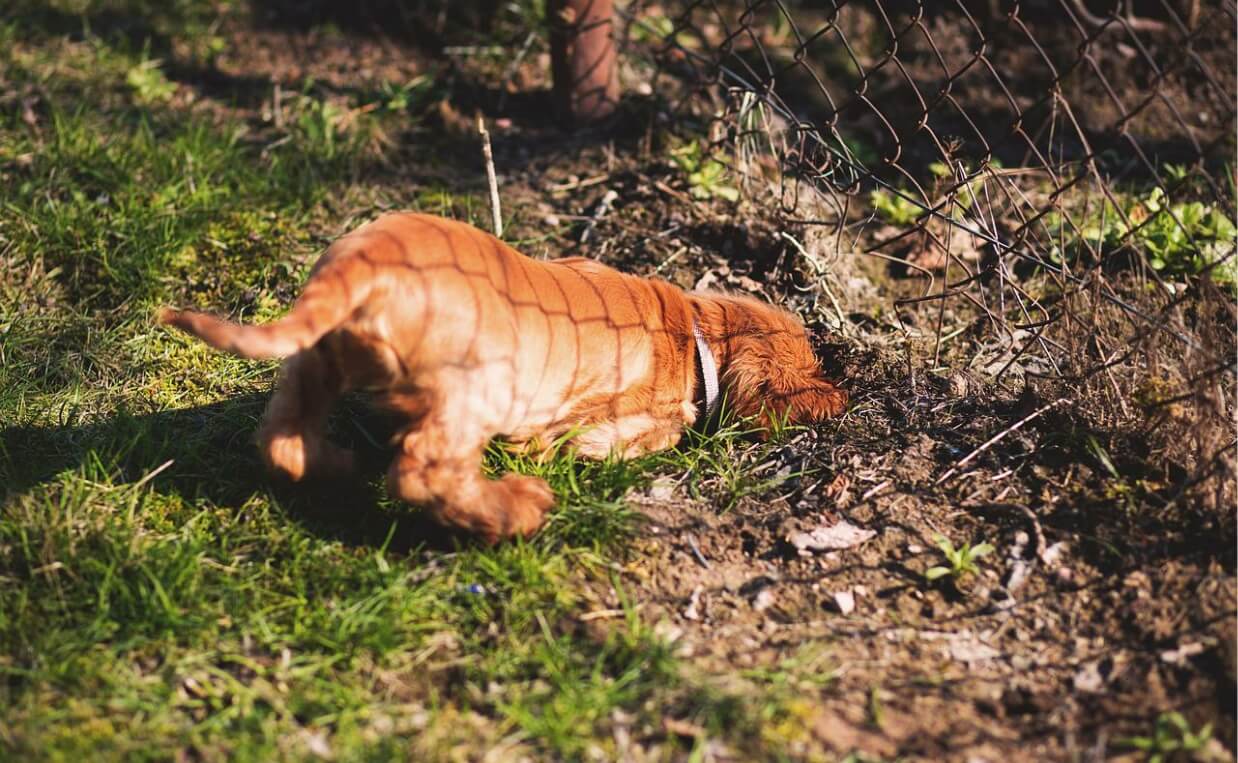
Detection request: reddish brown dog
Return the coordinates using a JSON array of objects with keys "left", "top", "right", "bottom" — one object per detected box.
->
[{"left": 161, "top": 213, "right": 845, "bottom": 542}]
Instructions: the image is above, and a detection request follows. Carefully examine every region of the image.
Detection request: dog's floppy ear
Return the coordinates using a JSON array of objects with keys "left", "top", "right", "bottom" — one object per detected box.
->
[
  {"left": 780, "top": 376, "right": 848, "bottom": 424},
  {"left": 722, "top": 332, "right": 847, "bottom": 428}
]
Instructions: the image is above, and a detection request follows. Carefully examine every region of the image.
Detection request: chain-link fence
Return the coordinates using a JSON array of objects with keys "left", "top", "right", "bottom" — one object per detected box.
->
[{"left": 614, "top": 0, "right": 1234, "bottom": 367}]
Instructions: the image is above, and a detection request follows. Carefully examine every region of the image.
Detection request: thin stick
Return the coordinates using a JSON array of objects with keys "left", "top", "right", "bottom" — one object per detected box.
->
[
  {"left": 131, "top": 459, "right": 175, "bottom": 491},
  {"left": 686, "top": 535, "right": 710, "bottom": 569},
  {"left": 936, "top": 399, "right": 1067, "bottom": 485},
  {"left": 477, "top": 114, "right": 502, "bottom": 238}
]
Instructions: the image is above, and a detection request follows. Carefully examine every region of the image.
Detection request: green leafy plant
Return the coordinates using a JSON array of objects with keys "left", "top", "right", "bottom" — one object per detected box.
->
[
  {"left": 296, "top": 96, "right": 346, "bottom": 158},
  {"left": 1118, "top": 711, "right": 1214, "bottom": 763},
  {"left": 1051, "top": 186, "right": 1237, "bottom": 288},
  {"left": 126, "top": 59, "right": 177, "bottom": 103},
  {"left": 871, "top": 161, "right": 1001, "bottom": 226},
  {"left": 671, "top": 141, "right": 740, "bottom": 202},
  {"left": 869, "top": 188, "right": 923, "bottom": 225},
  {"left": 1137, "top": 187, "right": 1237, "bottom": 284},
  {"left": 631, "top": 13, "right": 677, "bottom": 43},
  {"left": 925, "top": 533, "right": 994, "bottom": 582},
  {"left": 378, "top": 75, "right": 434, "bottom": 113}
]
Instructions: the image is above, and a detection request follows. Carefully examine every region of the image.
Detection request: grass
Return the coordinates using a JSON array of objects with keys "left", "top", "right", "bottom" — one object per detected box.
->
[{"left": 0, "top": 14, "right": 826, "bottom": 759}]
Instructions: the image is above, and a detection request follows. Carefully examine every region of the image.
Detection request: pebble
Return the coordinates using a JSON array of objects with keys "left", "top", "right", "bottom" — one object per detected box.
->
[
  {"left": 832, "top": 590, "right": 856, "bottom": 615},
  {"left": 753, "top": 588, "right": 777, "bottom": 612}
]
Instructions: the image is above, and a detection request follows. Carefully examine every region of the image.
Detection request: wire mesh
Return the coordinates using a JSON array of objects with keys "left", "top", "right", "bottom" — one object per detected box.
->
[{"left": 617, "top": 1, "right": 1236, "bottom": 384}]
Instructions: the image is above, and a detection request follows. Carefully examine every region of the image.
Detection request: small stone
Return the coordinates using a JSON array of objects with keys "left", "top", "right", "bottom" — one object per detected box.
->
[
  {"left": 1160, "top": 642, "right": 1207, "bottom": 665},
  {"left": 832, "top": 590, "right": 856, "bottom": 615},
  {"left": 1042, "top": 541, "right": 1069, "bottom": 566},
  {"left": 789, "top": 520, "right": 876, "bottom": 552},
  {"left": 753, "top": 588, "right": 777, "bottom": 612},
  {"left": 948, "top": 636, "right": 1001, "bottom": 663},
  {"left": 1072, "top": 660, "right": 1108, "bottom": 693},
  {"left": 647, "top": 477, "right": 675, "bottom": 500},
  {"left": 683, "top": 587, "right": 703, "bottom": 621}
]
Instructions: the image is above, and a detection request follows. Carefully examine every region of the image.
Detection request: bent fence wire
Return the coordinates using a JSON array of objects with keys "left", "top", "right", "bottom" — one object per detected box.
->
[{"left": 615, "top": 1, "right": 1236, "bottom": 385}]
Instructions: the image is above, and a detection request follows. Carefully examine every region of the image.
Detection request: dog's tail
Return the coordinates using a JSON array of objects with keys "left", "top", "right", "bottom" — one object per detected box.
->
[{"left": 159, "top": 262, "right": 371, "bottom": 360}]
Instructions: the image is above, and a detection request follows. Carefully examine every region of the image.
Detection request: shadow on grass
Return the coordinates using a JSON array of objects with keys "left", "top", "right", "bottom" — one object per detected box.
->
[{"left": 0, "top": 394, "right": 471, "bottom": 553}]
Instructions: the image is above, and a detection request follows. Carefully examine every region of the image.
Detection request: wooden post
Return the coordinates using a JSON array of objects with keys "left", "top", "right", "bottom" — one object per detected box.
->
[{"left": 549, "top": 0, "right": 619, "bottom": 123}]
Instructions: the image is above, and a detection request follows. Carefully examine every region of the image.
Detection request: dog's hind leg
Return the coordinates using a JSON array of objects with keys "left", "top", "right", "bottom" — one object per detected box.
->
[
  {"left": 257, "top": 346, "right": 355, "bottom": 481},
  {"left": 386, "top": 423, "right": 555, "bottom": 544}
]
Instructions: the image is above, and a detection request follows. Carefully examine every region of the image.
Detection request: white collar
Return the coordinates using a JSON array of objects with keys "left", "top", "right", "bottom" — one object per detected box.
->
[{"left": 692, "top": 319, "right": 720, "bottom": 424}]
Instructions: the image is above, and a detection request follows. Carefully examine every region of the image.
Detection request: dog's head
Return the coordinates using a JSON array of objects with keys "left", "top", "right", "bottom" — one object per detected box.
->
[{"left": 695, "top": 294, "right": 846, "bottom": 429}]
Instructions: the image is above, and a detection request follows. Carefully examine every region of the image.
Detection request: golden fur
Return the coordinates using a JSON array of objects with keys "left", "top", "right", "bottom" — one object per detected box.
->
[{"left": 161, "top": 212, "right": 845, "bottom": 542}]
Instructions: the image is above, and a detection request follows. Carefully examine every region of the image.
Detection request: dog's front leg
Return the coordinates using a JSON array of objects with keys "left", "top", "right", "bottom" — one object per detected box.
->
[{"left": 386, "top": 426, "right": 555, "bottom": 544}]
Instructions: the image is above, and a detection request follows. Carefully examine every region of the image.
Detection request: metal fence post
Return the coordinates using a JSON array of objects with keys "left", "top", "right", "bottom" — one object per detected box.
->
[{"left": 549, "top": 0, "right": 619, "bottom": 123}]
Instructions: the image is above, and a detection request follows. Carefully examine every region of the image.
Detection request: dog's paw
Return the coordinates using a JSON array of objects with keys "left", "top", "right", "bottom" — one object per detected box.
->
[
  {"left": 496, "top": 474, "right": 555, "bottom": 540},
  {"left": 263, "top": 433, "right": 308, "bottom": 482},
  {"left": 262, "top": 433, "right": 355, "bottom": 482}
]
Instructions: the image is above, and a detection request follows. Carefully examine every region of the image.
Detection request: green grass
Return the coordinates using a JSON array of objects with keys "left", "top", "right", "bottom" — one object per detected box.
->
[{"left": 0, "top": 15, "right": 826, "bottom": 759}]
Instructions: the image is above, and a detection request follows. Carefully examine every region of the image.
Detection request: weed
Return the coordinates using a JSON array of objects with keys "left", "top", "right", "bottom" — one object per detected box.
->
[
  {"left": 664, "top": 409, "right": 803, "bottom": 512},
  {"left": 1118, "top": 711, "right": 1214, "bottom": 763},
  {"left": 671, "top": 141, "right": 740, "bottom": 202},
  {"left": 125, "top": 58, "right": 176, "bottom": 103},
  {"left": 630, "top": 14, "right": 680, "bottom": 45},
  {"left": 1049, "top": 184, "right": 1237, "bottom": 288},
  {"left": 291, "top": 92, "right": 349, "bottom": 161},
  {"left": 869, "top": 187, "right": 924, "bottom": 226},
  {"left": 377, "top": 75, "right": 436, "bottom": 114},
  {"left": 924, "top": 533, "right": 994, "bottom": 582},
  {"left": 870, "top": 163, "right": 994, "bottom": 227},
  {"left": 740, "top": 643, "right": 837, "bottom": 695}
]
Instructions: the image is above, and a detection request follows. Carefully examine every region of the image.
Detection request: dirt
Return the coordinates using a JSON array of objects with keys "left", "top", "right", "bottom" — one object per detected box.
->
[
  {"left": 605, "top": 348, "right": 1237, "bottom": 760},
  {"left": 60, "top": 2, "right": 1236, "bottom": 759}
]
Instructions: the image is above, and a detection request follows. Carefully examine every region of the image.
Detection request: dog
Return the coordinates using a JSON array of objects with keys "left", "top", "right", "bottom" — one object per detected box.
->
[{"left": 161, "top": 212, "right": 846, "bottom": 543}]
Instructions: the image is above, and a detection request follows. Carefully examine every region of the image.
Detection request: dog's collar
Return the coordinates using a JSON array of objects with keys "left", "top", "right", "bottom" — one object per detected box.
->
[{"left": 692, "top": 319, "right": 720, "bottom": 425}]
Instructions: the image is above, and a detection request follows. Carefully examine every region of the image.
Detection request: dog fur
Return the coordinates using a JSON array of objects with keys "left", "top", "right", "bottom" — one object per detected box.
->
[{"left": 161, "top": 212, "right": 845, "bottom": 542}]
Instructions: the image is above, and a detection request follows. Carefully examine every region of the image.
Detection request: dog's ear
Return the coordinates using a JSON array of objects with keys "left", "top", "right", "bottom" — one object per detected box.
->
[
  {"left": 781, "top": 377, "right": 848, "bottom": 424},
  {"left": 722, "top": 331, "right": 847, "bottom": 428}
]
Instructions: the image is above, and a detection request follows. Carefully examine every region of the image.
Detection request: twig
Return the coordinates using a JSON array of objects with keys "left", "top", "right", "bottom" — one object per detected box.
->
[
  {"left": 580, "top": 189, "right": 618, "bottom": 244},
  {"left": 779, "top": 231, "right": 847, "bottom": 330},
  {"left": 444, "top": 45, "right": 506, "bottom": 56},
  {"left": 131, "top": 459, "right": 175, "bottom": 491},
  {"left": 686, "top": 535, "right": 711, "bottom": 569},
  {"left": 1016, "top": 504, "right": 1049, "bottom": 566},
  {"left": 936, "top": 399, "right": 1067, "bottom": 484},
  {"left": 272, "top": 82, "right": 284, "bottom": 129},
  {"left": 477, "top": 114, "right": 502, "bottom": 238},
  {"left": 497, "top": 31, "right": 537, "bottom": 112},
  {"left": 580, "top": 604, "right": 642, "bottom": 621},
  {"left": 653, "top": 179, "right": 694, "bottom": 207},
  {"left": 549, "top": 174, "right": 610, "bottom": 193},
  {"left": 1066, "top": 0, "right": 1170, "bottom": 32},
  {"left": 860, "top": 480, "right": 890, "bottom": 501}
]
